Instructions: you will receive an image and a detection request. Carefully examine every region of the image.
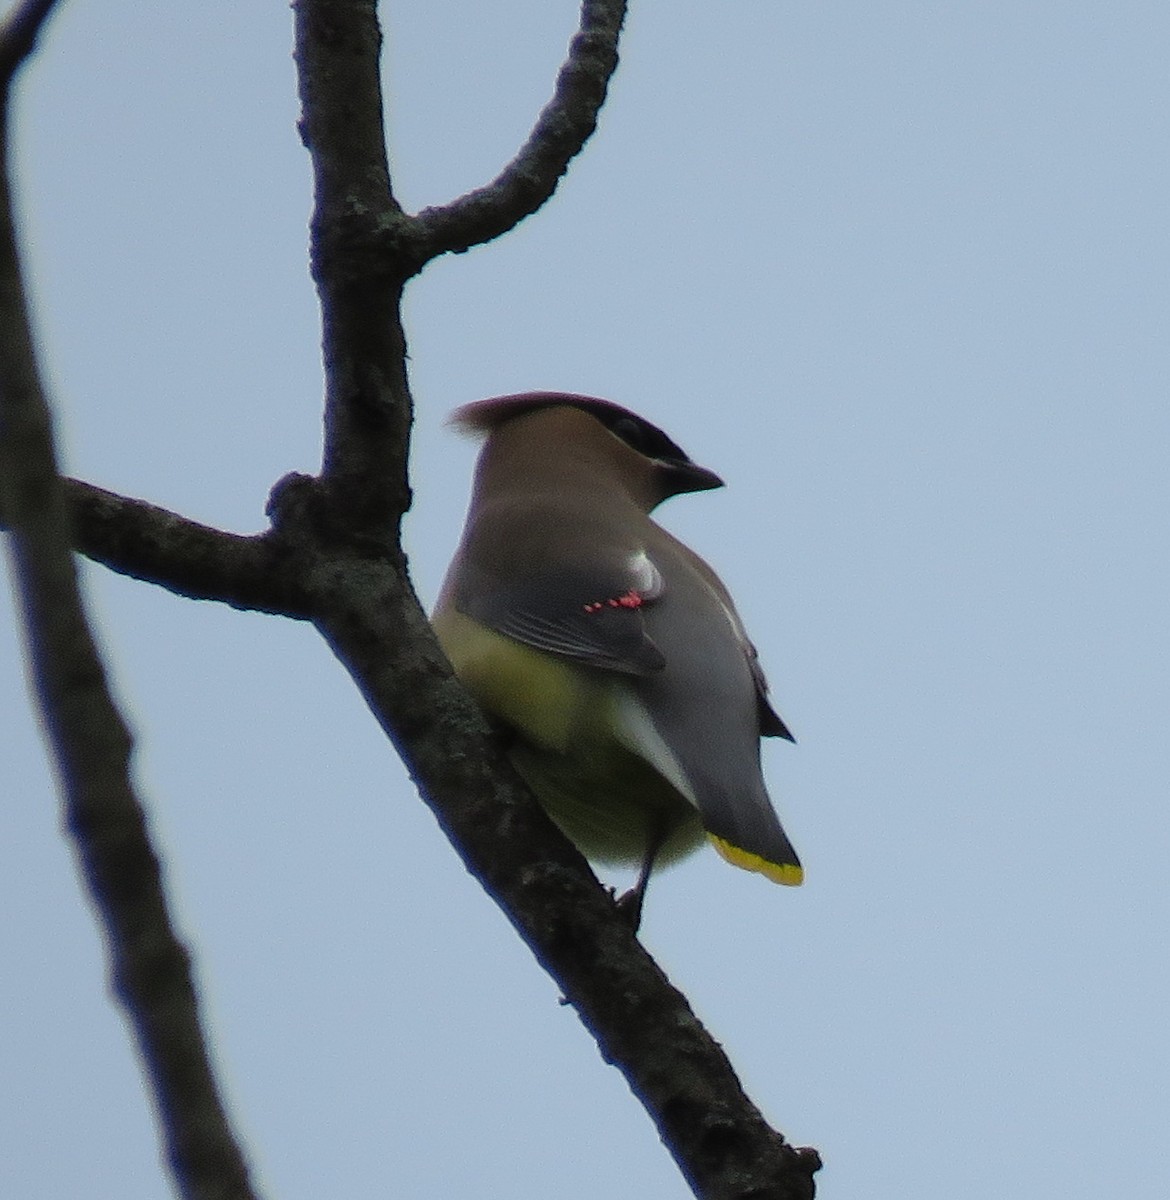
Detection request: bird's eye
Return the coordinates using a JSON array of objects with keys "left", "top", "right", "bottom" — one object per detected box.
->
[
  {"left": 611, "top": 416, "right": 648, "bottom": 451},
  {"left": 603, "top": 408, "right": 692, "bottom": 466}
]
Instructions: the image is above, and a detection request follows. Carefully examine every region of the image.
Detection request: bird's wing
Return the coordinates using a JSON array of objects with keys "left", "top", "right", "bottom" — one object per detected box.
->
[
  {"left": 457, "top": 550, "right": 667, "bottom": 676},
  {"left": 666, "top": 535, "right": 796, "bottom": 742},
  {"left": 746, "top": 639, "right": 796, "bottom": 742}
]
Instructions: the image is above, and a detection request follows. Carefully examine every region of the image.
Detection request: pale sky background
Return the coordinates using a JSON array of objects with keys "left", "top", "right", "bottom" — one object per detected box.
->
[{"left": 2, "top": 2, "right": 1168, "bottom": 1197}]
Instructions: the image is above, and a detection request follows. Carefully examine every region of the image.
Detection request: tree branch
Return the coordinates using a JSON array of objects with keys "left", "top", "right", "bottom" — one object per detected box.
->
[
  {"left": 293, "top": 0, "right": 413, "bottom": 538},
  {"left": 0, "top": 0, "right": 61, "bottom": 76},
  {"left": 409, "top": 0, "right": 628, "bottom": 260},
  {"left": 0, "top": 10, "right": 260, "bottom": 1200},
  {"left": 65, "top": 480, "right": 311, "bottom": 615},
  {"left": 0, "top": 479, "right": 313, "bottom": 614}
]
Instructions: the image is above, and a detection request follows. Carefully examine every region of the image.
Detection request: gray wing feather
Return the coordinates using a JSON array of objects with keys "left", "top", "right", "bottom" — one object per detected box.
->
[{"left": 457, "top": 567, "right": 666, "bottom": 675}]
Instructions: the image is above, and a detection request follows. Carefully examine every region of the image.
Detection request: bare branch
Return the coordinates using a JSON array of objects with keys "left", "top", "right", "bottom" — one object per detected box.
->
[
  {"left": 0, "top": 0, "right": 63, "bottom": 79},
  {"left": 67, "top": 480, "right": 311, "bottom": 616},
  {"left": 292, "top": 0, "right": 413, "bottom": 538},
  {"left": 411, "top": 0, "right": 628, "bottom": 260},
  {"left": 0, "top": 479, "right": 314, "bottom": 614},
  {"left": 0, "top": 49, "right": 260, "bottom": 1200}
]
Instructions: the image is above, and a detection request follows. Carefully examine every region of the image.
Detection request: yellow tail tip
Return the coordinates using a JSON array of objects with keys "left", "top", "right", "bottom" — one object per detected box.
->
[{"left": 709, "top": 835, "right": 804, "bottom": 886}]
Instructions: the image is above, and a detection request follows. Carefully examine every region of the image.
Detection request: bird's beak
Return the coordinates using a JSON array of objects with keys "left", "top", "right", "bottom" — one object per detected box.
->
[{"left": 663, "top": 461, "right": 725, "bottom": 494}]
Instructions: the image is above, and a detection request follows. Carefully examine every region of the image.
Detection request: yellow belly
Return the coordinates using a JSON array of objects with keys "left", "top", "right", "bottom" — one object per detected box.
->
[{"left": 432, "top": 608, "right": 704, "bottom": 867}]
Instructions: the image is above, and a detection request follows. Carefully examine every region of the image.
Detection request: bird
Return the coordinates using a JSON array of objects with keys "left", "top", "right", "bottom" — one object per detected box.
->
[{"left": 432, "top": 391, "right": 800, "bottom": 926}]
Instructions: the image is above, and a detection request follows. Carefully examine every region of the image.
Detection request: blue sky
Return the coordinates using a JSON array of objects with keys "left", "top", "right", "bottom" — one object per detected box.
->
[{"left": 3, "top": 3, "right": 1168, "bottom": 1197}]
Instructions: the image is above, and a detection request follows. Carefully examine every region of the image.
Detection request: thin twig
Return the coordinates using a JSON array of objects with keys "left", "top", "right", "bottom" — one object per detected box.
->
[
  {"left": 410, "top": 0, "right": 628, "bottom": 260},
  {"left": 0, "top": 0, "right": 62, "bottom": 77},
  {"left": 0, "top": 10, "right": 261, "bottom": 1199}
]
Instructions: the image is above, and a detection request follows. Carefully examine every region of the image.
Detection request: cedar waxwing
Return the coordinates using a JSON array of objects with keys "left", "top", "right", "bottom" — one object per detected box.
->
[{"left": 433, "top": 392, "right": 801, "bottom": 922}]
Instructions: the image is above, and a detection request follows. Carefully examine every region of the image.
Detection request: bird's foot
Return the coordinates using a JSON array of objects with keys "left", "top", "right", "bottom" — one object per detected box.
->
[{"left": 614, "top": 886, "right": 645, "bottom": 933}]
